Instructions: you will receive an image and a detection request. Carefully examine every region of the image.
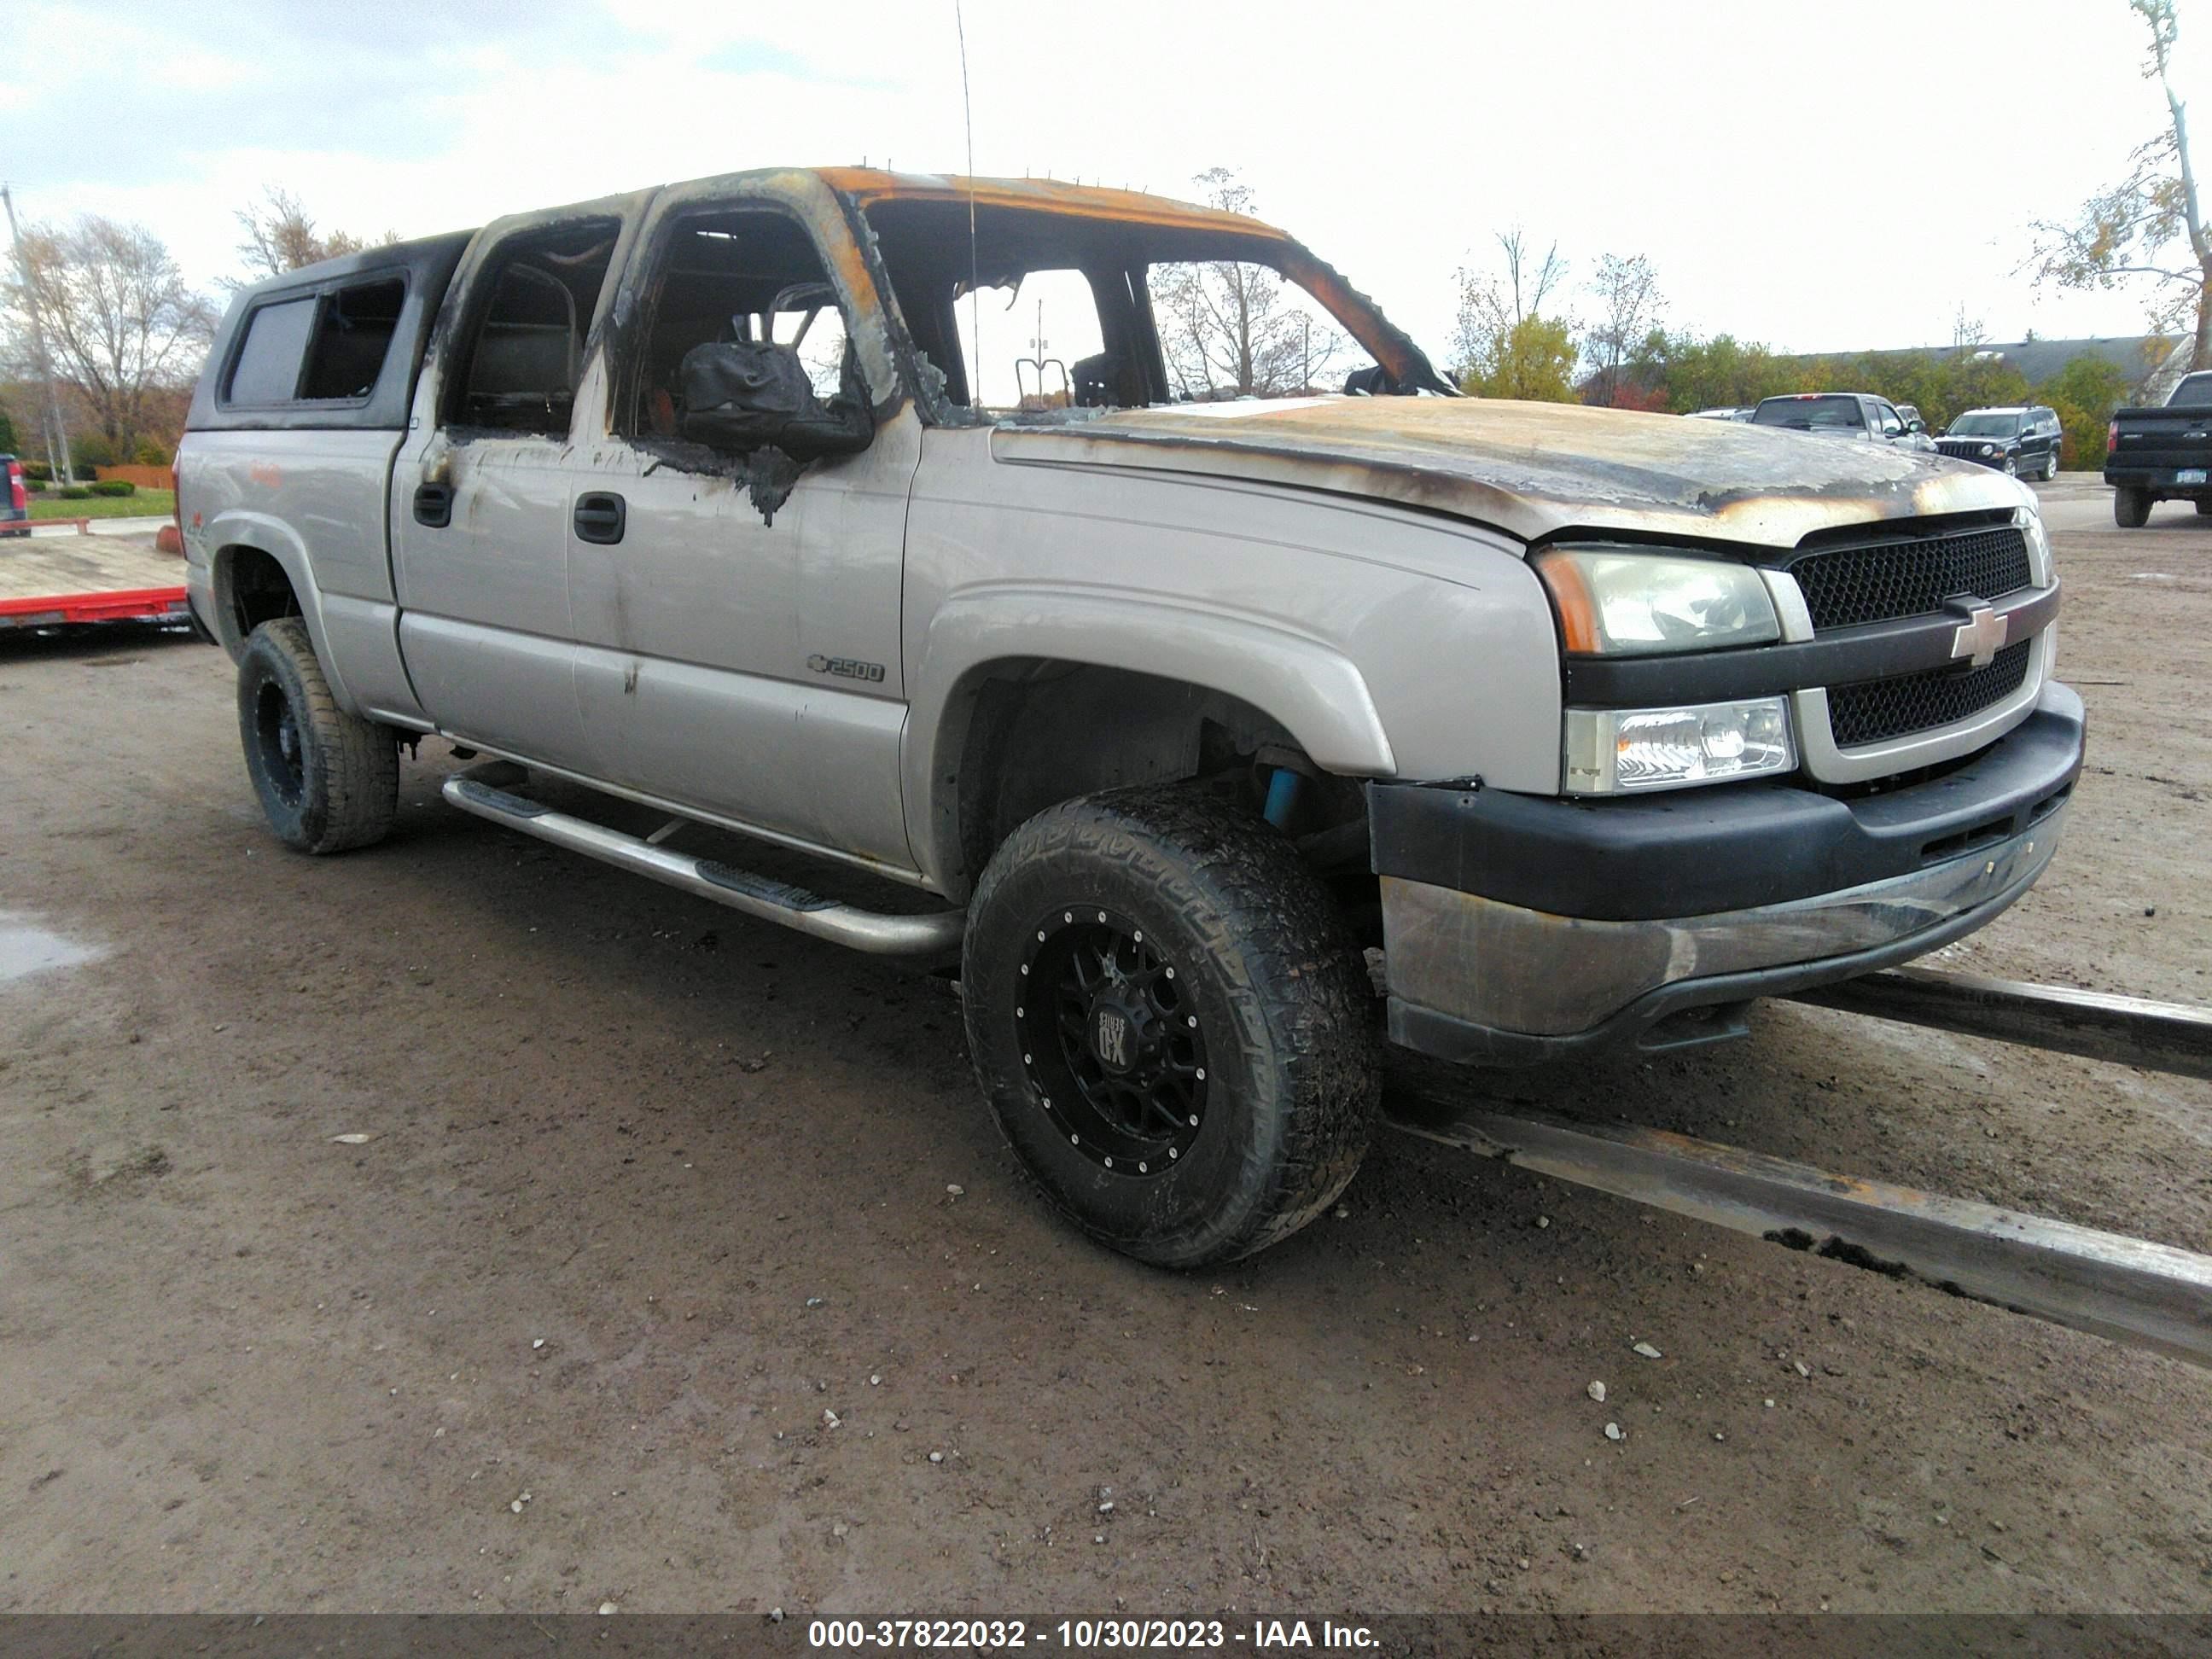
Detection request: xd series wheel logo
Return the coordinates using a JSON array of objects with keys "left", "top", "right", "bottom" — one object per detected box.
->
[{"left": 1093, "top": 1009, "right": 1131, "bottom": 1070}]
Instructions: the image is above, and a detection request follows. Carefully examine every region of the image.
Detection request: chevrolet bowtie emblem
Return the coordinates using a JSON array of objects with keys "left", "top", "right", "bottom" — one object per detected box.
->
[{"left": 1949, "top": 603, "right": 2008, "bottom": 670}]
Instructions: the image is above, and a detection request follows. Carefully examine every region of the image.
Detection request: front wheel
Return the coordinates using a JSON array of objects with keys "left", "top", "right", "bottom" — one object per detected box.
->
[
  {"left": 237, "top": 617, "right": 399, "bottom": 853},
  {"left": 2114, "top": 486, "right": 2152, "bottom": 528},
  {"left": 962, "top": 786, "right": 1380, "bottom": 1268}
]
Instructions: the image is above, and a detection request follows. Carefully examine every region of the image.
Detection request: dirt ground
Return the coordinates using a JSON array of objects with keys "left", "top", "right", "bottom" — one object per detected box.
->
[{"left": 1, "top": 486, "right": 2207, "bottom": 1618}]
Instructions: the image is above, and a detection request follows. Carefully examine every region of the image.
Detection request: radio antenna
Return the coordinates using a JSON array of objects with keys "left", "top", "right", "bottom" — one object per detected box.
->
[{"left": 955, "top": 0, "right": 979, "bottom": 400}]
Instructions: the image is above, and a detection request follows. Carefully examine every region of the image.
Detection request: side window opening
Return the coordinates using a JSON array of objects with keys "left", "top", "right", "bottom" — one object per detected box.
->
[
  {"left": 451, "top": 221, "right": 618, "bottom": 435},
  {"left": 225, "top": 296, "right": 318, "bottom": 405},
  {"left": 951, "top": 269, "right": 1107, "bottom": 414},
  {"left": 299, "top": 276, "right": 405, "bottom": 401},
  {"left": 626, "top": 207, "right": 867, "bottom": 456}
]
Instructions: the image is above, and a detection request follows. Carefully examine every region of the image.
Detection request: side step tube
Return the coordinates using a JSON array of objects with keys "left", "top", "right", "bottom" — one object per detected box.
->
[{"left": 441, "top": 777, "right": 964, "bottom": 958}]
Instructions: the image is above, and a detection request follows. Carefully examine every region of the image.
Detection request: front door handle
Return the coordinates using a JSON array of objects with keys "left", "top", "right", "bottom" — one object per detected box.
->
[
  {"left": 413, "top": 481, "right": 452, "bottom": 528},
  {"left": 573, "top": 492, "right": 626, "bottom": 545}
]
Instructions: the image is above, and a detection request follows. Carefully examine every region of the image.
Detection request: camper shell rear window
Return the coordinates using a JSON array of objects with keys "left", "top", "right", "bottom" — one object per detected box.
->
[{"left": 222, "top": 274, "right": 408, "bottom": 408}]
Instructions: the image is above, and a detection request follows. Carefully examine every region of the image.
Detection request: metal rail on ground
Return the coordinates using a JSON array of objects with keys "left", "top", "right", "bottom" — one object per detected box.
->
[
  {"left": 1382, "top": 969, "right": 2212, "bottom": 1371},
  {"left": 1785, "top": 966, "right": 2212, "bottom": 1083},
  {"left": 1384, "top": 1083, "right": 2212, "bottom": 1371}
]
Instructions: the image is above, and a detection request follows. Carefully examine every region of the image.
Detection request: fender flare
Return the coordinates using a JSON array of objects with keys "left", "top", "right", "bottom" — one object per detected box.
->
[
  {"left": 902, "top": 588, "right": 1397, "bottom": 898},
  {"left": 205, "top": 509, "right": 359, "bottom": 715}
]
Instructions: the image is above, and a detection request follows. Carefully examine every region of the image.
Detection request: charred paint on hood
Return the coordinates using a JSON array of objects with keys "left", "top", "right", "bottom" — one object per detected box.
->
[{"left": 989, "top": 395, "right": 2036, "bottom": 550}]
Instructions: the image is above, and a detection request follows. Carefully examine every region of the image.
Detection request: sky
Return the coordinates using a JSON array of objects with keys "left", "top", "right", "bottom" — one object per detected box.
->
[{"left": 2, "top": 0, "right": 2203, "bottom": 365}]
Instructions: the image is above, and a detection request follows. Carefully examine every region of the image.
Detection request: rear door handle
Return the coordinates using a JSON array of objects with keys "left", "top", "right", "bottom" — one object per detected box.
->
[
  {"left": 413, "top": 481, "right": 452, "bottom": 528},
  {"left": 573, "top": 492, "right": 626, "bottom": 545}
]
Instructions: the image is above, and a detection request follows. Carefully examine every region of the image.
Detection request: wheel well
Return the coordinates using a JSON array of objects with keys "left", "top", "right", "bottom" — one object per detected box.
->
[
  {"left": 946, "top": 661, "right": 1375, "bottom": 921},
  {"left": 219, "top": 544, "right": 303, "bottom": 641}
]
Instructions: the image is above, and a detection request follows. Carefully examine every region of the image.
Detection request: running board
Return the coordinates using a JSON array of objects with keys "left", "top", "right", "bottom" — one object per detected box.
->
[{"left": 440, "top": 777, "right": 964, "bottom": 958}]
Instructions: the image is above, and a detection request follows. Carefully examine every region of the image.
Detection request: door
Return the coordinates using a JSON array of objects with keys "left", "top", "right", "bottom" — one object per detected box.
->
[
  {"left": 390, "top": 205, "right": 639, "bottom": 773},
  {"left": 565, "top": 185, "right": 920, "bottom": 873}
]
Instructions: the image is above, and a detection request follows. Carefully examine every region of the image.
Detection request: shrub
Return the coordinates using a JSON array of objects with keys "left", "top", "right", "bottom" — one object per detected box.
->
[
  {"left": 88, "top": 480, "right": 136, "bottom": 498},
  {"left": 56, "top": 486, "right": 92, "bottom": 499},
  {"left": 21, "top": 460, "right": 53, "bottom": 482},
  {"left": 133, "top": 439, "right": 169, "bottom": 466}
]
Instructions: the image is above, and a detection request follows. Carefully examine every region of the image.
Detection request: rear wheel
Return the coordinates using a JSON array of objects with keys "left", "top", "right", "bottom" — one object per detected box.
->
[
  {"left": 962, "top": 785, "right": 1380, "bottom": 1268},
  {"left": 237, "top": 617, "right": 399, "bottom": 853},
  {"left": 2043, "top": 451, "right": 2062, "bottom": 481},
  {"left": 2115, "top": 486, "right": 2152, "bottom": 528}
]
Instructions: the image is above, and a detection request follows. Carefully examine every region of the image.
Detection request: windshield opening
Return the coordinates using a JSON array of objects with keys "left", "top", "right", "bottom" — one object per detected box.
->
[
  {"left": 857, "top": 199, "right": 1407, "bottom": 417},
  {"left": 1947, "top": 412, "right": 2022, "bottom": 437}
]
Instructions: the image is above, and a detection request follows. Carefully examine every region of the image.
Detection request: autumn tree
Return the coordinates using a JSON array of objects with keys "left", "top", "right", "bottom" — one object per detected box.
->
[
  {"left": 1153, "top": 168, "right": 1345, "bottom": 399},
  {"left": 1450, "top": 228, "right": 1568, "bottom": 383},
  {"left": 1451, "top": 229, "right": 1578, "bottom": 401},
  {"left": 3, "top": 216, "right": 215, "bottom": 457},
  {"left": 1584, "top": 253, "right": 1662, "bottom": 405},
  {"left": 2034, "top": 0, "right": 2209, "bottom": 369},
  {"left": 230, "top": 186, "right": 395, "bottom": 288}
]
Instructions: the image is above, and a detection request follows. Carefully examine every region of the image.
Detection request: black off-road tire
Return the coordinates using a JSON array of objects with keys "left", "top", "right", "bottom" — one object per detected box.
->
[
  {"left": 963, "top": 785, "right": 1380, "bottom": 1268},
  {"left": 2114, "top": 486, "right": 2153, "bottom": 528},
  {"left": 237, "top": 617, "right": 399, "bottom": 854},
  {"left": 2195, "top": 498, "right": 2211, "bottom": 516}
]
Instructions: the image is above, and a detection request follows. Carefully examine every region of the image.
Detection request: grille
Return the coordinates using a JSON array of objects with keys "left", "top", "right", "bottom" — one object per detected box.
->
[
  {"left": 1827, "top": 640, "right": 2031, "bottom": 748},
  {"left": 1790, "top": 527, "right": 2032, "bottom": 630},
  {"left": 1935, "top": 439, "right": 1995, "bottom": 462}
]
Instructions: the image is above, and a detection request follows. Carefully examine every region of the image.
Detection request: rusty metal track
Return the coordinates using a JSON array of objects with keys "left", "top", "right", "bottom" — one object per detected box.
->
[
  {"left": 1784, "top": 966, "right": 2212, "bottom": 1082},
  {"left": 1384, "top": 1086, "right": 2212, "bottom": 1371}
]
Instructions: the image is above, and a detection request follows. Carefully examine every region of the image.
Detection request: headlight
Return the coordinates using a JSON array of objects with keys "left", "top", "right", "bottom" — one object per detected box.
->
[
  {"left": 1979, "top": 444, "right": 1997, "bottom": 457},
  {"left": 1563, "top": 699, "right": 1796, "bottom": 795},
  {"left": 1534, "top": 547, "right": 1779, "bottom": 656}
]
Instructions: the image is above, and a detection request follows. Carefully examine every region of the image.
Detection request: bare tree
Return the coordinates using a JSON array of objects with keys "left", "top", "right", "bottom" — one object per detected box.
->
[
  {"left": 1451, "top": 229, "right": 1568, "bottom": 382},
  {"left": 2034, "top": 0, "right": 2209, "bottom": 368},
  {"left": 4, "top": 216, "right": 215, "bottom": 456},
  {"left": 1153, "top": 168, "right": 1345, "bottom": 399},
  {"left": 230, "top": 186, "right": 394, "bottom": 288},
  {"left": 1952, "top": 305, "right": 1988, "bottom": 352},
  {"left": 1585, "top": 253, "right": 1662, "bottom": 405}
]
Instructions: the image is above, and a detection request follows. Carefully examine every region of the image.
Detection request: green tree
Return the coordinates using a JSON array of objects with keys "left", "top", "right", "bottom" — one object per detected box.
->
[
  {"left": 0, "top": 399, "right": 17, "bottom": 455},
  {"left": 2037, "top": 354, "right": 2134, "bottom": 468},
  {"left": 1462, "top": 313, "right": 1580, "bottom": 402}
]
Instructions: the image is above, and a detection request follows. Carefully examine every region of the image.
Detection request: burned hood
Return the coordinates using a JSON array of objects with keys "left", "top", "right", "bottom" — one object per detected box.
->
[{"left": 987, "top": 396, "right": 2032, "bottom": 550}]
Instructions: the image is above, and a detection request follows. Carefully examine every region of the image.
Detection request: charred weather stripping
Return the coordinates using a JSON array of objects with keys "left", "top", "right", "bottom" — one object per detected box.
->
[{"left": 4, "top": 0, "right": 2212, "bottom": 1641}]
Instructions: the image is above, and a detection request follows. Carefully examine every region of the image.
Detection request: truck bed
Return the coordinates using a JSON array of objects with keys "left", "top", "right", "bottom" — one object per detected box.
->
[{"left": 0, "top": 533, "right": 191, "bottom": 628}]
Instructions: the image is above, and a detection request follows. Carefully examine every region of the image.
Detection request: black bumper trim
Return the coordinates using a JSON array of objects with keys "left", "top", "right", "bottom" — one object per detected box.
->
[
  {"left": 1561, "top": 584, "right": 2058, "bottom": 707},
  {"left": 1368, "top": 682, "right": 2084, "bottom": 923}
]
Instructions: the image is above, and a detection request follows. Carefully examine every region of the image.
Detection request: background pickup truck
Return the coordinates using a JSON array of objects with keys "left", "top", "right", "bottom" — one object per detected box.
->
[
  {"left": 178, "top": 166, "right": 2083, "bottom": 1267},
  {"left": 2105, "top": 370, "right": 2212, "bottom": 526}
]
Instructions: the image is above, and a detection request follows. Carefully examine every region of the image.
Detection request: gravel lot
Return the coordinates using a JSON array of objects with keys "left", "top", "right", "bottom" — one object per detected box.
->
[{"left": 2, "top": 480, "right": 2207, "bottom": 1616}]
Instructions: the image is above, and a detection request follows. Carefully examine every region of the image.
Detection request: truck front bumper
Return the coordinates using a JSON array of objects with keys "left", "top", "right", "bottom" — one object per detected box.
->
[{"left": 1371, "top": 682, "right": 2085, "bottom": 1065}]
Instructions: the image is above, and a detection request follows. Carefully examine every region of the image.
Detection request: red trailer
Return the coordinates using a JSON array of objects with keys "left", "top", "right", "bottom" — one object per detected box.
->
[{"left": 0, "top": 532, "right": 190, "bottom": 629}]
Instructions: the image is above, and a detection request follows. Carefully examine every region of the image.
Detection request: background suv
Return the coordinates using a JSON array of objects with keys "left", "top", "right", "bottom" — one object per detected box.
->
[{"left": 1940, "top": 405, "right": 2063, "bottom": 480}]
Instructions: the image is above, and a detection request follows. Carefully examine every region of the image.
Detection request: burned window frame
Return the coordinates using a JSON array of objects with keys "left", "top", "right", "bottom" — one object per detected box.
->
[
  {"left": 611, "top": 201, "right": 862, "bottom": 445},
  {"left": 847, "top": 193, "right": 1450, "bottom": 421},
  {"left": 439, "top": 216, "right": 623, "bottom": 438}
]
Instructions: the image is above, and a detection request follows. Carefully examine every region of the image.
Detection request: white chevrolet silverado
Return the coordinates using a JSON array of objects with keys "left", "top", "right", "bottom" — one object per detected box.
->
[{"left": 177, "top": 167, "right": 2083, "bottom": 1266}]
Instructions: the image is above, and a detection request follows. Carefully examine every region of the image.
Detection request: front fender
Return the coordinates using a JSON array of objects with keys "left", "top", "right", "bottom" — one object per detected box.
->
[{"left": 902, "top": 588, "right": 1396, "bottom": 897}]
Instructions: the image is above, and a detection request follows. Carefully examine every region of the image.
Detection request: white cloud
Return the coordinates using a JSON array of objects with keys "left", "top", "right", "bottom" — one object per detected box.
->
[{"left": 3, "top": 0, "right": 2192, "bottom": 355}]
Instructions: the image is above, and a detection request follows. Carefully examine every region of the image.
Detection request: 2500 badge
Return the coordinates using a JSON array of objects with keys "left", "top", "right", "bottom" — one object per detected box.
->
[{"left": 807, "top": 655, "right": 887, "bottom": 684}]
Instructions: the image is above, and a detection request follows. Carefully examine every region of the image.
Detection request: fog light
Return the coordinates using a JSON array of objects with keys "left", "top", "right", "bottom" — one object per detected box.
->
[{"left": 1563, "top": 699, "right": 1795, "bottom": 795}]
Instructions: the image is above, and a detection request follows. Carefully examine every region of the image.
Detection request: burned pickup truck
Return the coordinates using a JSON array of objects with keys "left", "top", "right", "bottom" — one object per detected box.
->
[{"left": 178, "top": 168, "right": 2082, "bottom": 1267}]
